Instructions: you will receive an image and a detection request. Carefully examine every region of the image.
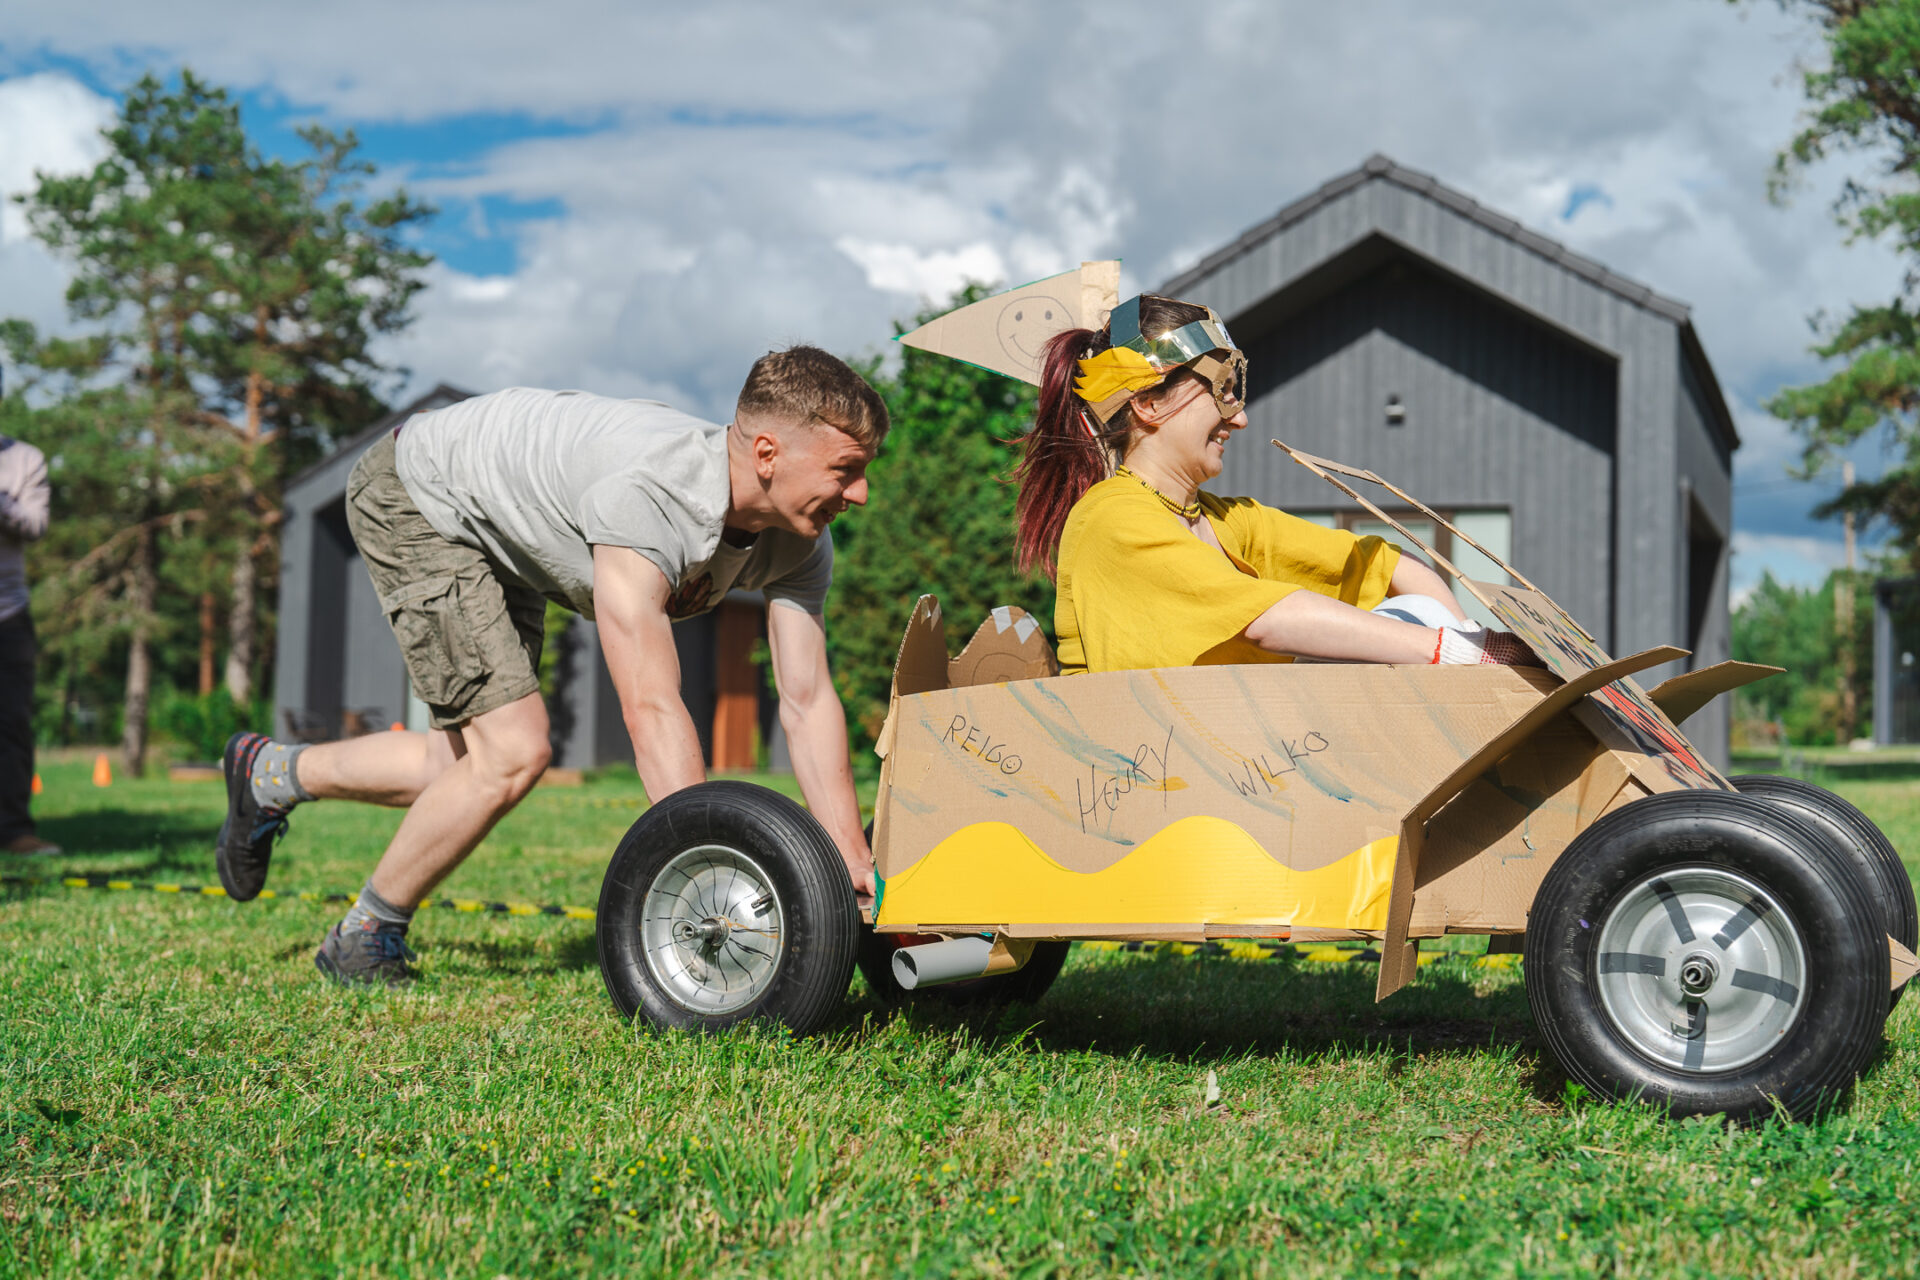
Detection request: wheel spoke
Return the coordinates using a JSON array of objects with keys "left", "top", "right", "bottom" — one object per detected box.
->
[
  {"left": 1598, "top": 952, "right": 1666, "bottom": 976},
  {"left": 1682, "top": 1001, "right": 1707, "bottom": 1071},
  {"left": 1651, "top": 878, "right": 1695, "bottom": 943},
  {"left": 1712, "top": 897, "right": 1772, "bottom": 949},
  {"left": 1730, "top": 969, "right": 1799, "bottom": 1003}
]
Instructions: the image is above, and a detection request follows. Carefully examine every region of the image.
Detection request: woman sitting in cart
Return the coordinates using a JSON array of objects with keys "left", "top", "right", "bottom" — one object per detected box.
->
[{"left": 1016, "top": 292, "right": 1538, "bottom": 673}]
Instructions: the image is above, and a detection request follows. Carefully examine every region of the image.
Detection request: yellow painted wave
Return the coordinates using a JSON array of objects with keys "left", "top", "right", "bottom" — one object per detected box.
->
[{"left": 876, "top": 816, "right": 1395, "bottom": 931}]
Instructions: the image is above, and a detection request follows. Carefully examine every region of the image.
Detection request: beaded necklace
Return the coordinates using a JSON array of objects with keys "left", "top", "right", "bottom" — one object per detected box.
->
[{"left": 1115, "top": 465, "right": 1203, "bottom": 521}]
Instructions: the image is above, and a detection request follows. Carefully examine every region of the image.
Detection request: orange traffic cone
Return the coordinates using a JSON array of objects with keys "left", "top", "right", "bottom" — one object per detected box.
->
[
  {"left": 31, "top": 772, "right": 42, "bottom": 795},
  {"left": 92, "top": 753, "right": 112, "bottom": 787}
]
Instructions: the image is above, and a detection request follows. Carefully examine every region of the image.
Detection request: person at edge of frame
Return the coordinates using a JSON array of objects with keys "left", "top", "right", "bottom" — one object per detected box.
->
[
  {"left": 214, "top": 348, "right": 886, "bottom": 986},
  {"left": 1011, "top": 292, "right": 1542, "bottom": 673},
  {"left": 0, "top": 428, "right": 57, "bottom": 857}
]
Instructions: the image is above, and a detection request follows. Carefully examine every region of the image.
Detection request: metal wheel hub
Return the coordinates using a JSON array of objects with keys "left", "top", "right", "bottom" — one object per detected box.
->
[
  {"left": 1594, "top": 866, "right": 1807, "bottom": 1074},
  {"left": 641, "top": 844, "right": 786, "bottom": 1015}
]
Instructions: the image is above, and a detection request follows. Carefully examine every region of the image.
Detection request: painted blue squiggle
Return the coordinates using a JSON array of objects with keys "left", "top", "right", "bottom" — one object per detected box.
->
[
  {"left": 1222, "top": 668, "right": 1373, "bottom": 808},
  {"left": 888, "top": 788, "right": 936, "bottom": 816},
  {"left": 1005, "top": 678, "right": 1153, "bottom": 775},
  {"left": 1120, "top": 672, "right": 1302, "bottom": 824}
]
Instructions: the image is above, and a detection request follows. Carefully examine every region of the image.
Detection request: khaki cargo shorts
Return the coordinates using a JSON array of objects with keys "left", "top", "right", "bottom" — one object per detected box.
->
[{"left": 345, "top": 432, "right": 545, "bottom": 729}]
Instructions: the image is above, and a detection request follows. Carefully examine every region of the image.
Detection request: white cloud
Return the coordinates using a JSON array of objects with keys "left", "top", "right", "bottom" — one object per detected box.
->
[
  {"left": 834, "top": 238, "right": 1005, "bottom": 300},
  {"left": 0, "top": 71, "right": 114, "bottom": 243},
  {"left": 0, "top": 72, "right": 116, "bottom": 355},
  {"left": 0, "top": 1, "right": 1911, "bottom": 482}
]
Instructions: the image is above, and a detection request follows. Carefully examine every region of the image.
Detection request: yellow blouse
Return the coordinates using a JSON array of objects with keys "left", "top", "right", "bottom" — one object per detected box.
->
[{"left": 1054, "top": 476, "right": 1402, "bottom": 674}]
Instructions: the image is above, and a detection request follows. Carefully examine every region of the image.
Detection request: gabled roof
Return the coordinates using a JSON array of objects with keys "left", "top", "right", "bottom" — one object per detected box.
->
[
  {"left": 286, "top": 382, "right": 476, "bottom": 492},
  {"left": 1163, "top": 153, "right": 1694, "bottom": 324},
  {"left": 1160, "top": 153, "right": 1737, "bottom": 452}
]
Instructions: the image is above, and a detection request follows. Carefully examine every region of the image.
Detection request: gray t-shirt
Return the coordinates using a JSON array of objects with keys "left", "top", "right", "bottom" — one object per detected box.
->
[{"left": 392, "top": 388, "right": 831, "bottom": 620}]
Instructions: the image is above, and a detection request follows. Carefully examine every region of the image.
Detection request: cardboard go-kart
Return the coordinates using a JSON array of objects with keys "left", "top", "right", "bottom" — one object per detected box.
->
[
  {"left": 594, "top": 442, "right": 1920, "bottom": 1122},
  {"left": 594, "top": 263, "right": 1917, "bottom": 1121}
]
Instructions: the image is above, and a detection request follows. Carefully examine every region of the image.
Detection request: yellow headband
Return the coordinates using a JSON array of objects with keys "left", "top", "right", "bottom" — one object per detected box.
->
[{"left": 1073, "top": 346, "right": 1166, "bottom": 424}]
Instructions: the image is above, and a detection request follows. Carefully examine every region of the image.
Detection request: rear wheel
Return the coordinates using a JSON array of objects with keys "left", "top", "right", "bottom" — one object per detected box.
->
[
  {"left": 1732, "top": 773, "right": 1917, "bottom": 1009},
  {"left": 857, "top": 929, "right": 1072, "bottom": 1009},
  {"left": 1525, "top": 790, "right": 1888, "bottom": 1121},
  {"left": 597, "top": 781, "right": 859, "bottom": 1034}
]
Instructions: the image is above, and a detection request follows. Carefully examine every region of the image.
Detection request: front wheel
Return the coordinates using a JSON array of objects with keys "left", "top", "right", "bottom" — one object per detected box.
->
[
  {"left": 597, "top": 781, "right": 859, "bottom": 1034},
  {"left": 1525, "top": 790, "right": 1888, "bottom": 1121}
]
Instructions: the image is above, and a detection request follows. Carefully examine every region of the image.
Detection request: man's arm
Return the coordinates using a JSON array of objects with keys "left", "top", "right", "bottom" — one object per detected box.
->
[
  {"left": 0, "top": 443, "right": 49, "bottom": 543},
  {"left": 765, "top": 601, "right": 873, "bottom": 897},
  {"left": 591, "top": 544, "right": 707, "bottom": 800}
]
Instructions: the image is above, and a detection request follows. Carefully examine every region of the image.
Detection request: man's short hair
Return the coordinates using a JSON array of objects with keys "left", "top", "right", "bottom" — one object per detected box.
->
[{"left": 736, "top": 345, "right": 890, "bottom": 450}]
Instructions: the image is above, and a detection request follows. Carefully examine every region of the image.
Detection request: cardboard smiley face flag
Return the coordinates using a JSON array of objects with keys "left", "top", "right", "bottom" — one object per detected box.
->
[{"left": 897, "top": 261, "right": 1122, "bottom": 385}]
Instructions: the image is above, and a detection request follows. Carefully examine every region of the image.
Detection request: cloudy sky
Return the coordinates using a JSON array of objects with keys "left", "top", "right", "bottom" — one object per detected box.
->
[{"left": 0, "top": 1, "right": 1906, "bottom": 598}]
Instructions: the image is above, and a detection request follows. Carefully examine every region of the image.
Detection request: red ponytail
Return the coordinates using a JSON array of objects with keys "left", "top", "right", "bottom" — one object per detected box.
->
[
  {"left": 1011, "top": 295, "right": 1214, "bottom": 579},
  {"left": 1014, "top": 328, "right": 1122, "bottom": 579}
]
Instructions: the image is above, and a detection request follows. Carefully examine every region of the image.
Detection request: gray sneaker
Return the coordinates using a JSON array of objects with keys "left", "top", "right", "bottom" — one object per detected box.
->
[
  {"left": 315, "top": 921, "right": 418, "bottom": 987},
  {"left": 216, "top": 732, "right": 292, "bottom": 902}
]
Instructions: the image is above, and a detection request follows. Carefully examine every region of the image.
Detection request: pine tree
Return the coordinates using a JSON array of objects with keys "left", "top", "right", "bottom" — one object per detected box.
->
[
  {"left": 1761, "top": 1, "right": 1920, "bottom": 567},
  {"left": 5, "top": 70, "right": 433, "bottom": 768},
  {"left": 197, "top": 118, "right": 432, "bottom": 704}
]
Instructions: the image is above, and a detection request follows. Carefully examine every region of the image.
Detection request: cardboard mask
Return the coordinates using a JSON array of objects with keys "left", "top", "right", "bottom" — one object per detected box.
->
[{"left": 1075, "top": 295, "right": 1247, "bottom": 424}]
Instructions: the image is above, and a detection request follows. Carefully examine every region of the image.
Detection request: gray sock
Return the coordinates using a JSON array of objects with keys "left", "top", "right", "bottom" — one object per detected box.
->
[
  {"left": 249, "top": 741, "right": 313, "bottom": 810},
  {"left": 339, "top": 881, "right": 415, "bottom": 935}
]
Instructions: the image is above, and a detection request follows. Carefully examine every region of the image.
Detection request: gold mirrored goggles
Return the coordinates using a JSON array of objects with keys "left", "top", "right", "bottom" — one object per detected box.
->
[
  {"left": 1187, "top": 350, "right": 1248, "bottom": 420},
  {"left": 1076, "top": 294, "right": 1248, "bottom": 424}
]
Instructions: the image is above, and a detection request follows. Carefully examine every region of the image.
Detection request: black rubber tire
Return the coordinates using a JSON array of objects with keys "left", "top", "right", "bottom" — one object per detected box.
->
[
  {"left": 857, "top": 928, "right": 1073, "bottom": 1009},
  {"left": 1524, "top": 789, "right": 1888, "bottom": 1121},
  {"left": 1732, "top": 773, "right": 1917, "bottom": 1010},
  {"left": 596, "top": 781, "right": 859, "bottom": 1035}
]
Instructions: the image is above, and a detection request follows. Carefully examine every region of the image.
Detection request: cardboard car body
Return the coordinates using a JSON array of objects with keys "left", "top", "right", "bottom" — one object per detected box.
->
[{"left": 868, "top": 444, "right": 1917, "bottom": 1000}]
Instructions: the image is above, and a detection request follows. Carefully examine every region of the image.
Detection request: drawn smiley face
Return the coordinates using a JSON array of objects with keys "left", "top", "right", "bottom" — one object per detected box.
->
[{"left": 996, "top": 294, "right": 1072, "bottom": 375}]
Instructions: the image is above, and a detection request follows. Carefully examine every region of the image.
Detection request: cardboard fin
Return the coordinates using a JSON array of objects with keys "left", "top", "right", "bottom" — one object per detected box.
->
[
  {"left": 1575, "top": 749, "right": 1635, "bottom": 829},
  {"left": 1646, "top": 661, "right": 1784, "bottom": 726},
  {"left": 1376, "top": 645, "right": 1688, "bottom": 1001},
  {"left": 897, "top": 261, "right": 1121, "bottom": 386},
  {"left": 1275, "top": 440, "right": 1584, "bottom": 636},
  {"left": 891, "top": 596, "right": 950, "bottom": 699},
  {"left": 949, "top": 605, "right": 1058, "bottom": 688},
  {"left": 1273, "top": 442, "right": 1470, "bottom": 584},
  {"left": 1309, "top": 448, "right": 1547, "bottom": 598},
  {"left": 1893, "top": 936, "right": 1917, "bottom": 992},
  {"left": 876, "top": 596, "right": 949, "bottom": 763}
]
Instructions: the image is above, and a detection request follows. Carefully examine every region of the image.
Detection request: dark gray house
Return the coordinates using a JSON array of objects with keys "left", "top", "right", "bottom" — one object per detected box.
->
[
  {"left": 1873, "top": 576, "right": 1920, "bottom": 745},
  {"left": 1162, "top": 154, "right": 1738, "bottom": 763},
  {"left": 272, "top": 386, "right": 784, "bottom": 771}
]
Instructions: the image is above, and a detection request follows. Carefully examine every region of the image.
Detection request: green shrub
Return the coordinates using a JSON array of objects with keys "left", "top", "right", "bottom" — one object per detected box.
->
[{"left": 152, "top": 687, "right": 270, "bottom": 762}]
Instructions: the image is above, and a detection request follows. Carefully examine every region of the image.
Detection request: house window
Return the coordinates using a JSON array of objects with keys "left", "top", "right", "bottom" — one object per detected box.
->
[{"left": 1332, "top": 508, "right": 1514, "bottom": 629}]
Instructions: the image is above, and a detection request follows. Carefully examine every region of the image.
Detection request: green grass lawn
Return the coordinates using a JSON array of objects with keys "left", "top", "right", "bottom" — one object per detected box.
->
[{"left": 7, "top": 755, "right": 1920, "bottom": 1277}]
